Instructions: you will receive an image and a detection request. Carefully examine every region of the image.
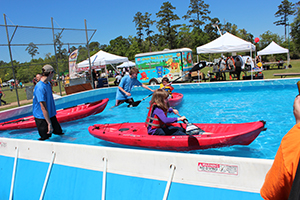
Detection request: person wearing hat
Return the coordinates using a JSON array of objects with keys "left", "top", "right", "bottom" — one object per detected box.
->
[{"left": 32, "top": 64, "right": 63, "bottom": 140}]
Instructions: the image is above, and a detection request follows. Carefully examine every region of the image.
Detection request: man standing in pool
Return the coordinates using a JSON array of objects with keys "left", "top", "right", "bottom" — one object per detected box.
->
[
  {"left": 115, "top": 67, "right": 154, "bottom": 107},
  {"left": 33, "top": 64, "right": 63, "bottom": 140}
]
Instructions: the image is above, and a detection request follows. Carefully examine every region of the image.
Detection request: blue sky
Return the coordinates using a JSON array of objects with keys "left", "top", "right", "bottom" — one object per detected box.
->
[{"left": 0, "top": 0, "right": 298, "bottom": 62}]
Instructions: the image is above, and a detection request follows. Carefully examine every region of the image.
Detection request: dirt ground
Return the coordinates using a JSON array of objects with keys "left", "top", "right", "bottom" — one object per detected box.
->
[
  {"left": 0, "top": 82, "right": 115, "bottom": 111},
  {"left": 0, "top": 99, "right": 33, "bottom": 109},
  {"left": 0, "top": 91, "right": 67, "bottom": 110}
]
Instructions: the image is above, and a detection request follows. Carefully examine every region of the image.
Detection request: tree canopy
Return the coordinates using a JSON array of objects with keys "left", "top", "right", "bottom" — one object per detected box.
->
[
  {"left": 25, "top": 42, "right": 39, "bottom": 59},
  {"left": 274, "top": 0, "right": 296, "bottom": 40}
]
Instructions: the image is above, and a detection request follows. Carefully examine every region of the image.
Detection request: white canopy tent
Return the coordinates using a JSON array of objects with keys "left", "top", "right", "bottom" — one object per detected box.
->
[
  {"left": 196, "top": 32, "right": 256, "bottom": 54},
  {"left": 76, "top": 50, "right": 129, "bottom": 72},
  {"left": 116, "top": 61, "right": 136, "bottom": 68},
  {"left": 257, "top": 41, "right": 289, "bottom": 64},
  {"left": 7, "top": 79, "right": 15, "bottom": 83},
  {"left": 76, "top": 50, "right": 129, "bottom": 88},
  {"left": 196, "top": 32, "right": 256, "bottom": 80}
]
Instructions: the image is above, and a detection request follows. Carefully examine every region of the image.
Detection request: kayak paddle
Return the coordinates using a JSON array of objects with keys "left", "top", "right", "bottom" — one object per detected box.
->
[
  {"left": 176, "top": 113, "right": 204, "bottom": 135},
  {"left": 2, "top": 118, "right": 30, "bottom": 126},
  {"left": 130, "top": 71, "right": 190, "bottom": 107}
]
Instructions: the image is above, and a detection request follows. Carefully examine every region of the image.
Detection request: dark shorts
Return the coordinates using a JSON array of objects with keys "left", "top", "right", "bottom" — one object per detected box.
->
[
  {"left": 35, "top": 116, "right": 63, "bottom": 140},
  {"left": 117, "top": 98, "right": 134, "bottom": 106},
  {"left": 153, "top": 126, "right": 186, "bottom": 136}
]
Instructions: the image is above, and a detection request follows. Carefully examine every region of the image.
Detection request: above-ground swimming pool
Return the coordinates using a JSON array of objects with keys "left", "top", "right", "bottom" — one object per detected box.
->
[{"left": 1, "top": 78, "right": 299, "bottom": 159}]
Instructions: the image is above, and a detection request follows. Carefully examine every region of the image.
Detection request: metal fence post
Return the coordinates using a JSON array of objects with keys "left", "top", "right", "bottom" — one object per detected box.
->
[
  {"left": 51, "top": 17, "right": 63, "bottom": 96},
  {"left": 3, "top": 14, "right": 20, "bottom": 106}
]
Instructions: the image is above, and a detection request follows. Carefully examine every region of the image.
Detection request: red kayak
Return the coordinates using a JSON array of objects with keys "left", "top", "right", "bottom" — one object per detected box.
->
[
  {"left": 168, "top": 92, "right": 183, "bottom": 107},
  {"left": 88, "top": 121, "right": 266, "bottom": 151},
  {"left": 0, "top": 98, "right": 109, "bottom": 130}
]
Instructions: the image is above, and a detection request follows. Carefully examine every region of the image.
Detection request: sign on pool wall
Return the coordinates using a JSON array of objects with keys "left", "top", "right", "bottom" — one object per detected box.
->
[{"left": 197, "top": 162, "right": 238, "bottom": 175}]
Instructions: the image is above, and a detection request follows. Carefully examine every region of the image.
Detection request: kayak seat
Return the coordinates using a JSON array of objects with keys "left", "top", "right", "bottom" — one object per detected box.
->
[{"left": 119, "top": 128, "right": 130, "bottom": 132}]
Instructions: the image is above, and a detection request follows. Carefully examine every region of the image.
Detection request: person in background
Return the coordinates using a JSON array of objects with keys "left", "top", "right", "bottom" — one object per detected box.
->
[
  {"left": 160, "top": 77, "right": 174, "bottom": 98},
  {"left": 36, "top": 73, "right": 42, "bottom": 83},
  {"left": 226, "top": 56, "right": 236, "bottom": 80},
  {"left": 65, "top": 74, "right": 70, "bottom": 87},
  {"left": 0, "top": 86, "right": 7, "bottom": 106},
  {"left": 97, "top": 74, "right": 108, "bottom": 88},
  {"left": 61, "top": 74, "right": 65, "bottom": 87},
  {"left": 226, "top": 56, "right": 235, "bottom": 71},
  {"left": 219, "top": 56, "right": 227, "bottom": 80},
  {"left": 235, "top": 57, "right": 242, "bottom": 80},
  {"left": 260, "top": 95, "right": 300, "bottom": 200},
  {"left": 256, "top": 55, "right": 261, "bottom": 63},
  {"left": 92, "top": 69, "right": 97, "bottom": 89},
  {"left": 146, "top": 89, "right": 186, "bottom": 135},
  {"left": 10, "top": 82, "right": 14, "bottom": 91},
  {"left": 85, "top": 71, "right": 90, "bottom": 82},
  {"left": 245, "top": 57, "right": 252, "bottom": 70},
  {"left": 32, "top": 64, "right": 63, "bottom": 140},
  {"left": 114, "top": 73, "right": 122, "bottom": 86},
  {"left": 125, "top": 67, "right": 130, "bottom": 76},
  {"left": 217, "top": 55, "right": 226, "bottom": 81},
  {"left": 115, "top": 67, "right": 154, "bottom": 107},
  {"left": 207, "top": 71, "right": 211, "bottom": 79},
  {"left": 33, "top": 76, "right": 37, "bottom": 86},
  {"left": 219, "top": 56, "right": 226, "bottom": 71}
]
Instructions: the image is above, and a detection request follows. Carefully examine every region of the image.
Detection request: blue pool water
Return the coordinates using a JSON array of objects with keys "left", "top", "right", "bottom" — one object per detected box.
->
[{"left": 1, "top": 81, "right": 298, "bottom": 159}]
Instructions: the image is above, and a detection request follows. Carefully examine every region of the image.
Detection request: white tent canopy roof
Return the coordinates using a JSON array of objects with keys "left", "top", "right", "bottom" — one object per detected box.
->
[
  {"left": 116, "top": 61, "right": 136, "bottom": 68},
  {"left": 7, "top": 79, "right": 15, "bottom": 82},
  {"left": 77, "top": 50, "right": 129, "bottom": 71},
  {"left": 257, "top": 41, "right": 289, "bottom": 55},
  {"left": 196, "top": 32, "right": 256, "bottom": 54}
]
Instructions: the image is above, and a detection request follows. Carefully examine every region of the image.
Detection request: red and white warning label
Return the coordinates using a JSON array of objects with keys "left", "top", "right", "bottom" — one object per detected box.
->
[{"left": 197, "top": 162, "right": 238, "bottom": 175}]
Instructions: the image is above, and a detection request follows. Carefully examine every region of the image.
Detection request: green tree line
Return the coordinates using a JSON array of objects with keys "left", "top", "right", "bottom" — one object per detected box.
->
[{"left": 0, "top": 0, "right": 299, "bottom": 84}]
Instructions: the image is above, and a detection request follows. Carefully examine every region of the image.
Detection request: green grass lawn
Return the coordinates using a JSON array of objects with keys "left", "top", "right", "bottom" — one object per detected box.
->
[{"left": 1, "top": 59, "right": 300, "bottom": 112}]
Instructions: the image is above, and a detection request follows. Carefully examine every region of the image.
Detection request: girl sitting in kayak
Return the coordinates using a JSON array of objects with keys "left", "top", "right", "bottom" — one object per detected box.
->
[
  {"left": 146, "top": 89, "right": 186, "bottom": 135},
  {"left": 160, "top": 77, "right": 174, "bottom": 98}
]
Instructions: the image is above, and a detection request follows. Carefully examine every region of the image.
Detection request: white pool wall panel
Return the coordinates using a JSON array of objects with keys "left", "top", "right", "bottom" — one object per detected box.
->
[{"left": 0, "top": 138, "right": 272, "bottom": 200}]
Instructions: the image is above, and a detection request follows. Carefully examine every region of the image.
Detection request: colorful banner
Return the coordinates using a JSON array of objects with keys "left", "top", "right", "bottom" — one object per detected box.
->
[
  {"left": 76, "top": 65, "right": 106, "bottom": 72},
  {"left": 69, "top": 49, "right": 78, "bottom": 79}
]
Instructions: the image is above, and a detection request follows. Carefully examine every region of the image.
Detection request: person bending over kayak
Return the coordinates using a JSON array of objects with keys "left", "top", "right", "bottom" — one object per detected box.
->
[
  {"left": 146, "top": 89, "right": 186, "bottom": 135},
  {"left": 115, "top": 67, "right": 154, "bottom": 107},
  {"left": 160, "top": 77, "right": 174, "bottom": 98}
]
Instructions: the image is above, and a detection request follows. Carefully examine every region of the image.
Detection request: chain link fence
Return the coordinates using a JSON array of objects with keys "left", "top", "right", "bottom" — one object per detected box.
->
[{"left": 0, "top": 15, "right": 96, "bottom": 107}]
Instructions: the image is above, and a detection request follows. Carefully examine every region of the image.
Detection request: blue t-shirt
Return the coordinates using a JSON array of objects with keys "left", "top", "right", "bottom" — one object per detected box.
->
[
  {"left": 32, "top": 81, "right": 57, "bottom": 119},
  {"left": 116, "top": 75, "right": 142, "bottom": 100}
]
